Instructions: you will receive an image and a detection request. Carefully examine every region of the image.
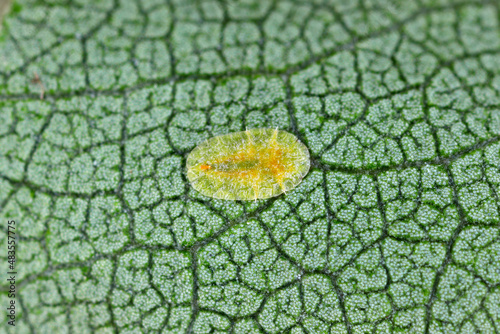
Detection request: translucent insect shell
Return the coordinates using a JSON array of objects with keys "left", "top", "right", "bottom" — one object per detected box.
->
[{"left": 186, "top": 128, "right": 310, "bottom": 201}]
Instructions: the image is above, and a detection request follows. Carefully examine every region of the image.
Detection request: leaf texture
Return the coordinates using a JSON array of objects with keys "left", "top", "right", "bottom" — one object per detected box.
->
[{"left": 0, "top": 0, "right": 500, "bottom": 333}]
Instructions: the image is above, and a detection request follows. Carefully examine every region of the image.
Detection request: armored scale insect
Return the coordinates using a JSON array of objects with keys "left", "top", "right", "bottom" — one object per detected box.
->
[{"left": 186, "top": 128, "right": 310, "bottom": 200}]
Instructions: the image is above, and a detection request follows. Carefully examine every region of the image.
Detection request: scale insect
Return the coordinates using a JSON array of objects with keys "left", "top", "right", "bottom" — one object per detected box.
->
[{"left": 186, "top": 128, "right": 310, "bottom": 201}]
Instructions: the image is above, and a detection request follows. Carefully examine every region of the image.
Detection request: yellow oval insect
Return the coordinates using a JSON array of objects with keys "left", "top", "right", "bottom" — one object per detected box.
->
[{"left": 186, "top": 128, "right": 310, "bottom": 200}]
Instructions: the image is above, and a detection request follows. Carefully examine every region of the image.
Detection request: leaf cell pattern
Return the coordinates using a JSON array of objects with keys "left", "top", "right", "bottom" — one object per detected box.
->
[{"left": 0, "top": 0, "right": 500, "bottom": 333}]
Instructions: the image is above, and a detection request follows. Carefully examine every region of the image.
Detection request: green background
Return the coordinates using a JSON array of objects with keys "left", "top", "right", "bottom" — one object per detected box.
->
[{"left": 0, "top": 0, "right": 500, "bottom": 333}]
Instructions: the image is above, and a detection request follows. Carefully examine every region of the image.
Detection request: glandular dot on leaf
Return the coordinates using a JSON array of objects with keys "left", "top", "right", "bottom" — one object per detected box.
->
[{"left": 186, "top": 128, "right": 310, "bottom": 200}]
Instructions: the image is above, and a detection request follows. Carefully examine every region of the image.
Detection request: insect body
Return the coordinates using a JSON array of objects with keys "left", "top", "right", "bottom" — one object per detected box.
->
[{"left": 186, "top": 128, "right": 310, "bottom": 200}]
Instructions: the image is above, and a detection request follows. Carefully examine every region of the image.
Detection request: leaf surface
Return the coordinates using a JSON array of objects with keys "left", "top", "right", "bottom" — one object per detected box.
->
[{"left": 1, "top": 0, "right": 500, "bottom": 333}]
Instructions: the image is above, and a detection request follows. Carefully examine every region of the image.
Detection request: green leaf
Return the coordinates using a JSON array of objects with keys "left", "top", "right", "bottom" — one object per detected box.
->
[{"left": 1, "top": 0, "right": 500, "bottom": 333}]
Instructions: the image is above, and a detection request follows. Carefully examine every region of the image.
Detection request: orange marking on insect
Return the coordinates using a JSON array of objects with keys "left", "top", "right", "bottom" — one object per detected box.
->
[{"left": 200, "top": 164, "right": 212, "bottom": 170}]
